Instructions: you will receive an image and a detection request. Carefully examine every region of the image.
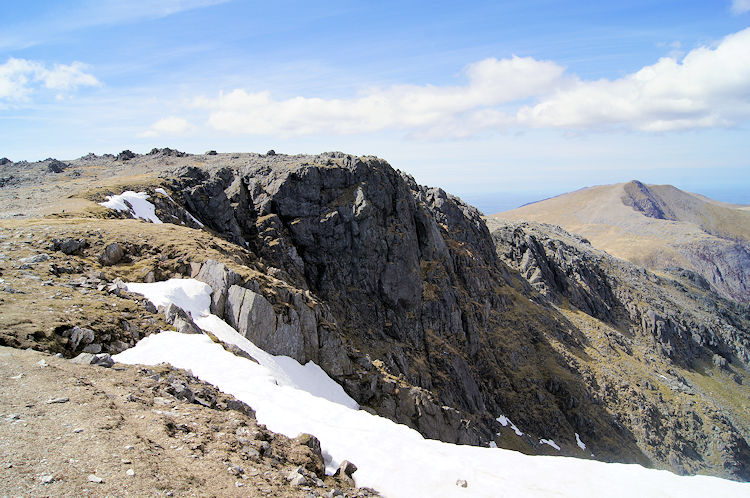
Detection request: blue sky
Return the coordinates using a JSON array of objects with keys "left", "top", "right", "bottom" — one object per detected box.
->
[{"left": 2, "top": 1, "right": 749, "bottom": 211}]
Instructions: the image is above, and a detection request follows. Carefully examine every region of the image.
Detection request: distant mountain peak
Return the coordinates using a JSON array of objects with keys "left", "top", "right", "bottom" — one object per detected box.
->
[{"left": 494, "top": 180, "right": 750, "bottom": 304}]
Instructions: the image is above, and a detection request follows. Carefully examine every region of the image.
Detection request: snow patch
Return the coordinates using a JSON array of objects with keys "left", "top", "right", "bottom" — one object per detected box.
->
[
  {"left": 496, "top": 415, "right": 524, "bottom": 436},
  {"left": 540, "top": 439, "right": 561, "bottom": 451},
  {"left": 576, "top": 433, "right": 586, "bottom": 450},
  {"left": 99, "top": 191, "right": 162, "bottom": 224},
  {"left": 113, "top": 278, "right": 750, "bottom": 498},
  {"left": 121, "top": 279, "right": 356, "bottom": 409}
]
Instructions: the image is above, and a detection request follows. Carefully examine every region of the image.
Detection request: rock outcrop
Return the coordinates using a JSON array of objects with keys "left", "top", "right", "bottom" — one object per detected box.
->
[
  {"left": 492, "top": 220, "right": 750, "bottom": 479},
  {"left": 165, "top": 153, "right": 650, "bottom": 462},
  {"left": 163, "top": 153, "right": 749, "bottom": 480}
]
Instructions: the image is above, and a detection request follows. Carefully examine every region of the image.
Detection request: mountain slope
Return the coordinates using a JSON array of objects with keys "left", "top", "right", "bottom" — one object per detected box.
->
[
  {"left": 1, "top": 152, "right": 749, "bottom": 484},
  {"left": 491, "top": 181, "right": 750, "bottom": 303},
  {"left": 489, "top": 220, "right": 750, "bottom": 478}
]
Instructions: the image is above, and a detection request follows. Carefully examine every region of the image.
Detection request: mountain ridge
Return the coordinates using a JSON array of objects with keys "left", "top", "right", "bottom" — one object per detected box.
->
[{"left": 1, "top": 151, "right": 749, "bottom": 485}]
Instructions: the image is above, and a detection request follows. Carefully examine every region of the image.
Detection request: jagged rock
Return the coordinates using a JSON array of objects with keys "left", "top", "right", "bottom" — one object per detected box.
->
[
  {"left": 334, "top": 460, "right": 357, "bottom": 479},
  {"left": 64, "top": 326, "right": 95, "bottom": 351},
  {"left": 288, "top": 472, "right": 307, "bottom": 487},
  {"left": 148, "top": 147, "right": 186, "bottom": 157},
  {"left": 226, "top": 399, "right": 256, "bottom": 417},
  {"left": 82, "top": 343, "right": 102, "bottom": 354},
  {"left": 493, "top": 222, "right": 615, "bottom": 322},
  {"left": 290, "top": 433, "right": 325, "bottom": 476},
  {"left": 224, "top": 344, "right": 259, "bottom": 363},
  {"left": 170, "top": 166, "right": 253, "bottom": 247},
  {"left": 163, "top": 302, "right": 188, "bottom": 323},
  {"left": 99, "top": 243, "right": 124, "bottom": 266},
  {"left": 0, "top": 157, "right": 11, "bottom": 166},
  {"left": 71, "top": 352, "right": 114, "bottom": 368},
  {"left": 46, "top": 160, "right": 68, "bottom": 173},
  {"left": 51, "top": 237, "right": 87, "bottom": 255},
  {"left": 163, "top": 303, "right": 202, "bottom": 334},
  {"left": 116, "top": 150, "right": 136, "bottom": 161},
  {"left": 168, "top": 382, "right": 194, "bottom": 402},
  {"left": 713, "top": 354, "right": 728, "bottom": 370},
  {"left": 174, "top": 316, "right": 202, "bottom": 335},
  {"left": 19, "top": 253, "right": 50, "bottom": 265},
  {"left": 109, "top": 340, "right": 130, "bottom": 354}
]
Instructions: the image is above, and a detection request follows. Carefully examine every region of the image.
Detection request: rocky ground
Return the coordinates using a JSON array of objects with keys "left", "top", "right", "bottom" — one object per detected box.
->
[
  {"left": 0, "top": 345, "right": 376, "bottom": 497},
  {"left": 1, "top": 149, "right": 749, "bottom": 489}
]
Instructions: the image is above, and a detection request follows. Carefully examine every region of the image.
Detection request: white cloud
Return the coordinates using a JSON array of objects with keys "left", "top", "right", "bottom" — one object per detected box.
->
[
  {"left": 517, "top": 28, "right": 750, "bottom": 131},
  {"left": 197, "top": 56, "right": 565, "bottom": 137},
  {"left": 139, "top": 116, "right": 194, "bottom": 137},
  {"left": 196, "top": 27, "right": 750, "bottom": 137},
  {"left": 731, "top": 0, "right": 750, "bottom": 14},
  {"left": 0, "top": 58, "right": 100, "bottom": 103}
]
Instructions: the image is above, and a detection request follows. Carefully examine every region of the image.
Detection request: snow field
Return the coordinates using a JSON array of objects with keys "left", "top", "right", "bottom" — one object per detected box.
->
[{"left": 114, "top": 279, "right": 750, "bottom": 497}]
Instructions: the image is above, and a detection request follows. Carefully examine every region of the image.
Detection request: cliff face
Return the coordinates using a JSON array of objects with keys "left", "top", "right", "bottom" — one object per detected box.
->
[
  {"left": 491, "top": 221, "right": 750, "bottom": 480},
  {"left": 158, "top": 153, "right": 749, "bottom": 480},
  {"left": 160, "top": 154, "right": 638, "bottom": 457}
]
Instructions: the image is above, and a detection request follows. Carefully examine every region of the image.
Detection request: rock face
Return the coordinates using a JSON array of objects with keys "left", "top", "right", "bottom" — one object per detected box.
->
[
  {"left": 194, "top": 259, "right": 241, "bottom": 317},
  {"left": 167, "top": 154, "right": 639, "bottom": 459},
  {"left": 623, "top": 181, "right": 750, "bottom": 303},
  {"left": 150, "top": 152, "right": 748, "bottom": 480},
  {"left": 678, "top": 240, "right": 750, "bottom": 305},
  {"left": 493, "top": 221, "right": 750, "bottom": 368},
  {"left": 492, "top": 220, "right": 750, "bottom": 479}
]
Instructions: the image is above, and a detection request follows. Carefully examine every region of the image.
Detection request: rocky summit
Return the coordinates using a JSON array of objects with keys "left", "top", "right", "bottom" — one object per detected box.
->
[{"left": 1, "top": 150, "right": 749, "bottom": 491}]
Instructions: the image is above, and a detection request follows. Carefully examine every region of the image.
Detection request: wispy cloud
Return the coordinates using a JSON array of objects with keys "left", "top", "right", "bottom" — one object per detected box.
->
[
  {"left": 0, "top": 58, "right": 100, "bottom": 104},
  {"left": 0, "top": 0, "right": 229, "bottom": 50},
  {"left": 196, "top": 27, "right": 750, "bottom": 137},
  {"left": 138, "top": 116, "right": 194, "bottom": 137},
  {"left": 731, "top": 0, "right": 750, "bottom": 14}
]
